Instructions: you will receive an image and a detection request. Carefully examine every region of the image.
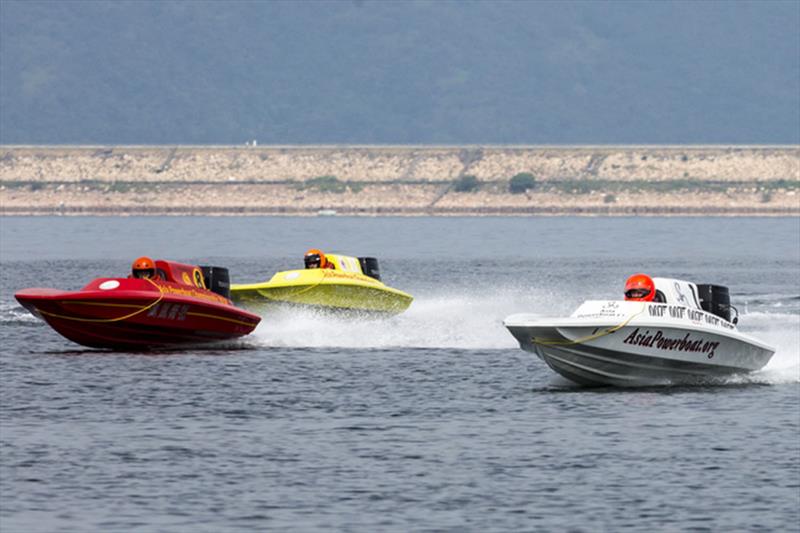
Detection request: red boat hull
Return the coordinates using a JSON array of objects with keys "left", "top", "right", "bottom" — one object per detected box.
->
[{"left": 15, "top": 277, "right": 261, "bottom": 350}]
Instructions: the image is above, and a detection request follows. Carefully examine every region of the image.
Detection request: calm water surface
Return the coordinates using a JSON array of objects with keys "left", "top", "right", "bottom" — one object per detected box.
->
[{"left": 1, "top": 217, "right": 799, "bottom": 532}]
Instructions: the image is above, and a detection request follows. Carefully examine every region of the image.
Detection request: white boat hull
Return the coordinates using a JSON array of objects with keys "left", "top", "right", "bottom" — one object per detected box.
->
[{"left": 505, "top": 300, "right": 775, "bottom": 387}]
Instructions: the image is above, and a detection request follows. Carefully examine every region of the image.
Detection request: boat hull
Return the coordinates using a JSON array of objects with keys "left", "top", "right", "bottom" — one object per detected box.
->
[
  {"left": 505, "top": 301, "right": 775, "bottom": 387},
  {"left": 231, "top": 269, "right": 413, "bottom": 316},
  {"left": 16, "top": 279, "right": 261, "bottom": 350},
  {"left": 508, "top": 325, "right": 773, "bottom": 387}
]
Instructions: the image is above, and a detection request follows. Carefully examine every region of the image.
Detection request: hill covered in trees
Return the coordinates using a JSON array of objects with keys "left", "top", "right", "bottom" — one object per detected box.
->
[{"left": 1, "top": 1, "right": 798, "bottom": 145}]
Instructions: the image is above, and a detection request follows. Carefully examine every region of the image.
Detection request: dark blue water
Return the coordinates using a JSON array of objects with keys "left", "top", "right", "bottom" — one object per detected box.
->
[{"left": 2, "top": 217, "right": 799, "bottom": 532}]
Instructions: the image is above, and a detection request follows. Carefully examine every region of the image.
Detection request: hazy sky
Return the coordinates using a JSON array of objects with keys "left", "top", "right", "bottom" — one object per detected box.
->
[{"left": 1, "top": 0, "right": 798, "bottom": 144}]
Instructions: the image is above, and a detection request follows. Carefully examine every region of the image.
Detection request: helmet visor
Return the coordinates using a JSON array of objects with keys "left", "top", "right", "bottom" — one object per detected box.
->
[
  {"left": 304, "top": 254, "right": 321, "bottom": 268},
  {"left": 133, "top": 268, "right": 155, "bottom": 279},
  {"left": 625, "top": 288, "right": 651, "bottom": 299}
]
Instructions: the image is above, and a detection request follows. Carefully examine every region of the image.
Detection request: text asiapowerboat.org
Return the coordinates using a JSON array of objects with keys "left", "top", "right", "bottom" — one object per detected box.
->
[{"left": 504, "top": 278, "right": 775, "bottom": 387}]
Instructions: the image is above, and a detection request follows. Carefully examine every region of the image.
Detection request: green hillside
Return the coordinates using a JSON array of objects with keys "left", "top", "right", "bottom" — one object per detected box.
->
[{"left": 1, "top": 0, "right": 798, "bottom": 144}]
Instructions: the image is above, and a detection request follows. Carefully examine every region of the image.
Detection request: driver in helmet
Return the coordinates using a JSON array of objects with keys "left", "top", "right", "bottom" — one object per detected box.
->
[
  {"left": 304, "top": 249, "right": 333, "bottom": 269},
  {"left": 131, "top": 256, "right": 157, "bottom": 279},
  {"left": 624, "top": 273, "right": 656, "bottom": 301}
]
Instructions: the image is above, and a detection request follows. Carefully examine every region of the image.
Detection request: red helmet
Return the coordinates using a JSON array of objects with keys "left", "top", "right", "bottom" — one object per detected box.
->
[
  {"left": 304, "top": 249, "right": 327, "bottom": 269},
  {"left": 132, "top": 256, "right": 156, "bottom": 279},
  {"left": 624, "top": 273, "right": 655, "bottom": 301}
]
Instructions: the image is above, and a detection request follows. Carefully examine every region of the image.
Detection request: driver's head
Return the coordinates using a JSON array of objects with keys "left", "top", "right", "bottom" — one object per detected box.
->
[
  {"left": 304, "top": 249, "right": 326, "bottom": 269},
  {"left": 132, "top": 256, "right": 156, "bottom": 279},
  {"left": 624, "top": 273, "right": 655, "bottom": 301}
]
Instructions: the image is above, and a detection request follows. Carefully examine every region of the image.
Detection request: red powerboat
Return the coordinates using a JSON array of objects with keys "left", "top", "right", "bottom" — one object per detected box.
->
[{"left": 15, "top": 259, "right": 261, "bottom": 350}]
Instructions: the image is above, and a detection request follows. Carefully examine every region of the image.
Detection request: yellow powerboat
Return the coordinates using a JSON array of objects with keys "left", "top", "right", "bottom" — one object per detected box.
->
[{"left": 230, "top": 253, "right": 413, "bottom": 316}]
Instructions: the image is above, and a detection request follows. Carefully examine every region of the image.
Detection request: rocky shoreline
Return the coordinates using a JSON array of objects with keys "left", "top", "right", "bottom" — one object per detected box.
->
[{"left": 2, "top": 145, "right": 798, "bottom": 216}]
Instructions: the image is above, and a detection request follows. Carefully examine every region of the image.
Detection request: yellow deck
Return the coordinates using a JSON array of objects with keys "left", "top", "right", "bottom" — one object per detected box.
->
[{"left": 231, "top": 254, "right": 413, "bottom": 315}]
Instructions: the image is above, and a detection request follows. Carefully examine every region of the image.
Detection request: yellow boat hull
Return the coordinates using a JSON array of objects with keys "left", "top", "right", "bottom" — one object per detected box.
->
[{"left": 231, "top": 268, "right": 413, "bottom": 316}]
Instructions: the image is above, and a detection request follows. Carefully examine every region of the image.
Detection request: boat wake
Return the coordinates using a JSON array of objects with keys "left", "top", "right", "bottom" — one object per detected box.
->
[
  {"left": 0, "top": 301, "right": 41, "bottom": 327},
  {"left": 252, "top": 285, "right": 563, "bottom": 350},
  {"left": 739, "top": 311, "right": 800, "bottom": 384}
]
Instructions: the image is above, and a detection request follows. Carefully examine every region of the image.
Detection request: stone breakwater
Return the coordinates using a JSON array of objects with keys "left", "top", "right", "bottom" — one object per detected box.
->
[{"left": 1, "top": 145, "right": 798, "bottom": 215}]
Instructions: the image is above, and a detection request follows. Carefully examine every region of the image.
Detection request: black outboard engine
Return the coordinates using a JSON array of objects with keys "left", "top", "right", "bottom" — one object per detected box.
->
[
  {"left": 696, "top": 284, "right": 731, "bottom": 322},
  {"left": 358, "top": 257, "right": 381, "bottom": 281},
  {"left": 201, "top": 266, "right": 231, "bottom": 299}
]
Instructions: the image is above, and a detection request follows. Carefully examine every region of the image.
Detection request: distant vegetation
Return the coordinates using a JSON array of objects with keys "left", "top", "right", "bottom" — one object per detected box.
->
[
  {"left": 2, "top": 176, "right": 795, "bottom": 196},
  {"left": 539, "top": 179, "right": 800, "bottom": 194},
  {"left": 296, "top": 175, "right": 362, "bottom": 194},
  {"left": 509, "top": 172, "right": 536, "bottom": 194},
  {"left": 2, "top": 2, "right": 798, "bottom": 144},
  {"left": 453, "top": 175, "right": 480, "bottom": 193}
]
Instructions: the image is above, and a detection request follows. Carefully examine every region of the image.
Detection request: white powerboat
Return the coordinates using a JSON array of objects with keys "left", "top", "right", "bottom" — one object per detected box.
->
[{"left": 504, "top": 278, "right": 775, "bottom": 387}]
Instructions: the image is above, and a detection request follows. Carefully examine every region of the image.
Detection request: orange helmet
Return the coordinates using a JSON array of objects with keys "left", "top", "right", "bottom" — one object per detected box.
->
[
  {"left": 624, "top": 273, "right": 656, "bottom": 301},
  {"left": 132, "top": 256, "right": 156, "bottom": 279},
  {"left": 304, "top": 248, "right": 327, "bottom": 269}
]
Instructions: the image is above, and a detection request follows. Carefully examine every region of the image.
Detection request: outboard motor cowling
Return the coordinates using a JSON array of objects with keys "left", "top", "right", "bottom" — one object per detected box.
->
[
  {"left": 696, "top": 284, "right": 731, "bottom": 322},
  {"left": 358, "top": 257, "right": 381, "bottom": 281},
  {"left": 201, "top": 266, "right": 231, "bottom": 299}
]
